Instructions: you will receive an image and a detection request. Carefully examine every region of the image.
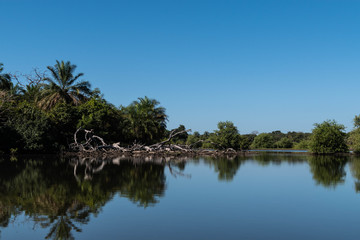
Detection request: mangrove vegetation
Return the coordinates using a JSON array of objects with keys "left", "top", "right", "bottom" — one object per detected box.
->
[{"left": 1, "top": 60, "right": 359, "bottom": 154}]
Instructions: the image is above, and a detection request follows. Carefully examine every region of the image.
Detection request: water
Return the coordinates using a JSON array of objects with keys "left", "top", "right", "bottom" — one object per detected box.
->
[{"left": 1, "top": 153, "right": 360, "bottom": 240}]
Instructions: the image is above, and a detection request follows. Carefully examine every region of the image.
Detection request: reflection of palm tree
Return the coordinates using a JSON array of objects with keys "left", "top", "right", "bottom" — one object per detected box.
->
[
  {"left": 39, "top": 60, "right": 91, "bottom": 110},
  {"left": 0, "top": 156, "right": 170, "bottom": 239},
  {"left": 45, "top": 216, "right": 74, "bottom": 240}
]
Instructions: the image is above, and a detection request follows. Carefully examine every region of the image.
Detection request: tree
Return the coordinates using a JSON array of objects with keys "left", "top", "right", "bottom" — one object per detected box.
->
[
  {"left": 239, "top": 134, "right": 256, "bottom": 150},
  {"left": 354, "top": 115, "right": 360, "bottom": 129},
  {"left": 0, "top": 63, "right": 22, "bottom": 100},
  {"left": 186, "top": 131, "right": 203, "bottom": 148},
  {"left": 210, "top": 121, "right": 241, "bottom": 150},
  {"left": 6, "top": 101, "right": 56, "bottom": 152},
  {"left": 348, "top": 129, "right": 360, "bottom": 154},
  {"left": 121, "top": 96, "right": 168, "bottom": 144},
  {"left": 170, "top": 125, "right": 188, "bottom": 144},
  {"left": 347, "top": 115, "right": 360, "bottom": 154},
  {"left": 39, "top": 60, "right": 91, "bottom": 110},
  {"left": 274, "top": 137, "right": 293, "bottom": 148},
  {"left": 250, "top": 133, "right": 275, "bottom": 149},
  {"left": 293, "top": 139, "right": 310, "bottom": 150},
  {"left": 77, "top": 97, "right": 124, "bottom": 143},
  {"left": 269, "top": 130, "right": 285, "bottom": 142},
  {"left": 0, "top": 63, "right": 12, "bottom": 91},
  {"left": 309, "top": 120, "right": 348, "bottom": 154}
]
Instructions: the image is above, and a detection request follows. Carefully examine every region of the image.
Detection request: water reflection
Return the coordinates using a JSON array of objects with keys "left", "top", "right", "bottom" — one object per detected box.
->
[
  {"left": 249, "top": 153, "right": 308, "bottom": 165},
  {"left": 308, "top": 155, "right": 348, "bottom": 188},
  {"left": 0, "top": 155, "right": 186, "bottom": 239},
  {"left": 349, "top": 158, "right": 360, "bottom": 192},
  {"left": 2, "top": 154, "right": 360, "bottom": 239},
  {"left": 202, "top": 156, "right": 243, "bottom": 181}
]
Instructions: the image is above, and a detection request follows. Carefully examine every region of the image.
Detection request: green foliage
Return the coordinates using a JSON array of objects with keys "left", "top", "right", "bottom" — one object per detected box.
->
[
  {"left": 293, "top": 139, "right": 310, "bottom": 150},
  {"left": 347, "top": 128, "right": 360, "bottom": 154},
  {"left": 121, "top": 96, "right": 167, "bottom": 144},
  {"left": 9, "top": 148, "right": 18, "bottom": 155},
  {"left": 347, "top": 115, "right": 360, "bottom": 154},
  {"left": 249, "top": 131, "right": 310, "bottom": 149},
  {"left": 6, "top": 101, "right": 56, "bottom": 152},
  {"left": 354, "top": 115, "right": 360, "bottom": 129},
  {"left": 251, "top": 133, "right": 275, "bottom": 149},
  {"left": 39, "top": 60, "right": 91, "bottom": 110},
  {"left": 186, "top": 131, "right": 202, "bottom": 148},
  {"left": 77, "top": 97, "right": 124, "bottom": 143},
  {"left": 274, "top": 137, "right": 293, "bottom": 148},
  {"left": 47, "top": 102, "right": 80, "bottom": 148},
  {"left": 0, "top": 63, "right": 12, "bottom": 91},
  {"left": 209, "top": 121, "right": 241, "bottom": 150},
  {"left": 170, "top": 125, "right": 188, "bottom": 144},
  {"left": 0, "top": 60, "right": 352, "bottom": 155},
  {"left": 269, "top": 130, "right": 285, "bottom": 142},
  {"left": 309, "top": 120, "right": 348, "bottom": 154},
  {"left": 239, "top": 134, "right": 255, "bottom": 150},
  {"left": 286, "top": 131, "right": 311, "bottom": 143}
]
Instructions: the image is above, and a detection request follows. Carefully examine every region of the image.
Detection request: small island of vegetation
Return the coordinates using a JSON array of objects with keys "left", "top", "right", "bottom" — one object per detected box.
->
[{"left": 1, "top": 60, "right": 359, "bottom": 155}]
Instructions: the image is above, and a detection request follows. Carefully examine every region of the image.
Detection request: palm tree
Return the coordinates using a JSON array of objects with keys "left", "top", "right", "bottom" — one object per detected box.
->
[
  {"left": 39, "top": 60, "right": 91, "bottom": 110},
  {"left": 0, "top": 63, "right": 22, "bottom": 103},
  {"left": 122, "top": 96, "right": 168, "bottom": 144},
  {"left": 22, "top": 84, "right": 42, "bottom": 103},
  {"left": 0, "top": 63, "right": 12, "bottom": 91}
]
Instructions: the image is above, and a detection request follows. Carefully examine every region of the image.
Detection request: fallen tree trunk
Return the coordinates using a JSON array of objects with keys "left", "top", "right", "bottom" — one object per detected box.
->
[
  {"left": 69, "top": 127, "right": 194, "bottom": 153},
  {"left": 68, "top": 127, "right": 246, "bottom": 156}
]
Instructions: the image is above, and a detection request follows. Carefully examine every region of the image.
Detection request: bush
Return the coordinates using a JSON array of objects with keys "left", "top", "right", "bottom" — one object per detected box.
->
[{"left": 309, "top": 120, "right": 348, "bottom": 154}]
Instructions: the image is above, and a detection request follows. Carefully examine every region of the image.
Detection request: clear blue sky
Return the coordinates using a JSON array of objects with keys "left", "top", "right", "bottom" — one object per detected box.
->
[{"left": 2, "top": 0, "right": 360, "bottom": 134}]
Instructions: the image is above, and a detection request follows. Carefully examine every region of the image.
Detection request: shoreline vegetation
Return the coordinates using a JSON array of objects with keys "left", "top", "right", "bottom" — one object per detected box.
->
[{"left": 1, "top": 60, "right": 359, "bottom": 156}]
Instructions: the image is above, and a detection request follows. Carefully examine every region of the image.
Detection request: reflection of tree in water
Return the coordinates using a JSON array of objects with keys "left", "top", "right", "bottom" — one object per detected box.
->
[
  {"left": 0, "top": 156, "right": 105, "bottom": 239},
  {"left": 202, "top": 156, "right": 243, "bottom": 181},
  {"left": 308, "top": 155, "right": 348, "bottom": 188},
  {"left": 0, "top": 155, "right": 182, "bottom": 239},
  {"left": 250, "top": 153, "right": 308, "bottom": 166},
  {"left": 349, "top": 156, "right": 360, "bottom": 192},
  {"left": 70, "top": 156, "right": 193, "bottom": 207},
  {"left": 202, "top": 154, "right": 308, "bottom": 181}
]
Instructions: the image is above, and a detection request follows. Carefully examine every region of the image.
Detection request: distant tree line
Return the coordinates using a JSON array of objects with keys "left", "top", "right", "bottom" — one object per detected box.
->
[{"left": 0, "top": 60, "right": 359, "bottom": 154}]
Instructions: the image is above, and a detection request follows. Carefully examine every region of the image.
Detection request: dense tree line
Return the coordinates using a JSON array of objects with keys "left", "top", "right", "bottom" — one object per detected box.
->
[
  {"left": 1, "top": 60, "right": 359, "bottom": 154},
  {"left": 0, "top": 61, "right": 168, "bottom": 153}
]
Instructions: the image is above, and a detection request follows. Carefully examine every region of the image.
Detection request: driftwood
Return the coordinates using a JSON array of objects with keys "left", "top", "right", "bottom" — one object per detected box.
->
[
  {"left": 69, "top": 127, "right": 246, "bottom": 156},
  {"left": 69, "top": 127, "right": 194, "bottom": 154}
]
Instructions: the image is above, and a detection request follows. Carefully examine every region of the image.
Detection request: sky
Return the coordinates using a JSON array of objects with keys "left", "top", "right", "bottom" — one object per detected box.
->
[{"left": 1, "top": 0, "right": 360, "bottom": 134}]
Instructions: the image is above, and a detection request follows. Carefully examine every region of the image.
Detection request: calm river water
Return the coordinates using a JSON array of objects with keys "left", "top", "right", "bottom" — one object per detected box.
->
[{"left": 1, "top": 153, "right": 360, "bottom": 240}]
